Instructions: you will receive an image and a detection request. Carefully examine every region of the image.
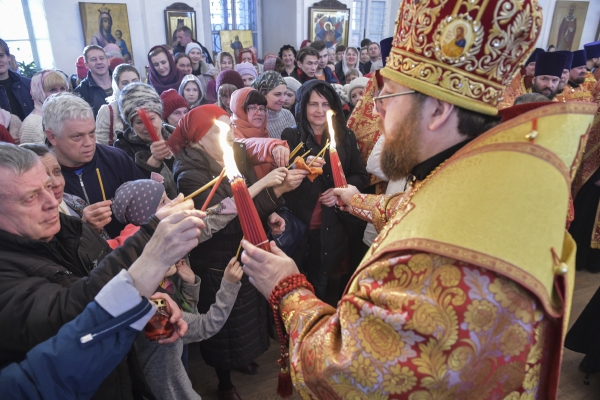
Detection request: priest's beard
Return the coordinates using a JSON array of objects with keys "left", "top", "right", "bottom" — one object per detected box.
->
[
  {"left": 379, "top": 101, "right": 421, "bottom": 181},
  {"left": 531, "top": 79, "right": 558, "bottom": 100}
]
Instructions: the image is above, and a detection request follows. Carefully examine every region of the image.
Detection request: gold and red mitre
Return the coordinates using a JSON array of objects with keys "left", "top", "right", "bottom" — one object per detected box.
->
[{"left": 381, "top": 0, "right": 543, "bottom": 115}]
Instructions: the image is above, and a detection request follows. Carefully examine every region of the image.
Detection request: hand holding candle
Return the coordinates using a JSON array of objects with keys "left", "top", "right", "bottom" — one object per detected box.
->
[{"left": 215, "top": 120, "right": 270, "bottom": 252}]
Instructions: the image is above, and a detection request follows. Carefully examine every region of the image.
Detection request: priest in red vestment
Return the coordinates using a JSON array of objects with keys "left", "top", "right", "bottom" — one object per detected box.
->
[{"left": 241, "top": 0, "right": 596, "bottom": 398}]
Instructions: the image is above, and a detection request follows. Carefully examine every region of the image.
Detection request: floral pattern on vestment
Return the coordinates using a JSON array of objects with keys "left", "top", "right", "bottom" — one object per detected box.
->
[{"left": 280, "top": 252, "right": 554, "bottom": 399}]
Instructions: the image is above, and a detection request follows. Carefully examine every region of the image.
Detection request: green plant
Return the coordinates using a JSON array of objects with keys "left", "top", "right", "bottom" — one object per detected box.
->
[{"left": 17, "top": 61, "right": 39, "bottom": 78}]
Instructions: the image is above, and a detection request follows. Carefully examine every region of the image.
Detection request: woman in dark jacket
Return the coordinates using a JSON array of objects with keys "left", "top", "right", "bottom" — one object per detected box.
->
[
  {"left": 282, "top": 80, "right": 369, "bottom": 300},
  {"left": 114, "top": 82, "right": 178, "bottom": 198},
  {"left": 171, "top": 104, "right": 288, "bottom": 399}
]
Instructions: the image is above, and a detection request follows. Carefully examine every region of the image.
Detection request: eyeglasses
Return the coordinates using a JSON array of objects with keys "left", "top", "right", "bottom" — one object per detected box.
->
[
  {"left": 372, "top": 90, "right": 416, "bottom": 113},
  {"left": 247, "top": 105, "right": 267, "bottom": 113}
]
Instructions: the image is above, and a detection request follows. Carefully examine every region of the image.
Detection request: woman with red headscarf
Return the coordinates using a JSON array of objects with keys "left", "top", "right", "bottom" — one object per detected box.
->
[
  {"left": 147, "top": 45, "right": 184, "bottom": 95},
  {"left": 170, "top": 105, "right": 288, "bottom": 399}
]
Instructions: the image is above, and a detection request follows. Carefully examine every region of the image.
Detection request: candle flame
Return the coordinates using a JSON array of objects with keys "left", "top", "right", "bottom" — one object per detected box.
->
[
  {"left": 215, "top": 119, "right": 240, "bottom": 180},
  {"left": 326, "top": 110, "right": 337, "bottom": 149}
]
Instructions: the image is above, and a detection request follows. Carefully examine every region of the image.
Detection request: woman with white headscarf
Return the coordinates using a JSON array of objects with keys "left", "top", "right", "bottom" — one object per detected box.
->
[
  {"left": 95, "top": 64, "right": 140, "bottom": 145},
  {"left": 334, "top": 47, "right": 362, "bottom": 85},
  {"left": 19, "top": 69, "right": 70, "bottom": 144}
]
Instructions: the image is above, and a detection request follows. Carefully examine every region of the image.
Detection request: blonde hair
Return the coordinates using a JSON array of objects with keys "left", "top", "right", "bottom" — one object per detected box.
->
[{"left": 43, "top": 72, "right": 69, "bottom": 92}]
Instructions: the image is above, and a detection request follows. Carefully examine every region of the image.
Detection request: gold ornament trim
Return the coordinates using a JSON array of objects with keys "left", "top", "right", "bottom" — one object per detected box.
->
[{"left": 386, "top": 0, "right": 543, "bottom": 116}]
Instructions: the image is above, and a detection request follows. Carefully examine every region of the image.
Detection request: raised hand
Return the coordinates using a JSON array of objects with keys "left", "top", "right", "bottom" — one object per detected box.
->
[
  {"left": 224, "top": 257, "right": 243, "bottom": 284},
  {"left": 82, "top": 200, "right": 113, "bottom": 231},
  {"left": 272, "top": 145, "right": 290, "bottom": 168}
]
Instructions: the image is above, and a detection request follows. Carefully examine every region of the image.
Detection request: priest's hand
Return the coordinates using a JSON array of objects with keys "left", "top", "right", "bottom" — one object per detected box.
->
[
  {"left": 241, "top": 240, "right": 299, "bottom": 298},
  {"left": 333, "top": 185, "right": 360, "bottom": 206}
]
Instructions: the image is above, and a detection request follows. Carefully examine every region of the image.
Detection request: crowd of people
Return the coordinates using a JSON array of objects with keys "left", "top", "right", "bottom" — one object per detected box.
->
[{"left": 1, "top": 0, "right": 600, "bottom": 397}]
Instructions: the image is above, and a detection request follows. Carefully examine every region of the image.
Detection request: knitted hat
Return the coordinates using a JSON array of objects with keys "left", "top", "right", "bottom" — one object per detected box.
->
[
  {"left": 160, "top": 89, "right": 189, "bottom": 120},
  {"left": 167, "top": 104, "right": 230, "bottom": 155},
  {"left": 555, "top": 50, "right": 574, "bottom": 70},
  {"left": 344, "top": 77, "right": 369, "bottom": 98},
  {"left": 571, "top": 49, "right": 587, "bottom": 69},
  {"left": 216, "top": 70, "right": 244, "bottom": 90},
  {"left": 584, "top": 41, "right": 600, "bottom": 60},
  {"left": 283, "top": 77, "right": 301, "bottom": 94},
  {"left": 382, "top": 0, "right": 543, "bottom": 115},
  {"left": 534, "top": 52, "right": 568, "bottom": 78},
  {"left": 112, "top": 179, "right": 165, "bottom": 226},
  {"left": 185, "top": 42, "right": 202, "bottom": 55},
  {"left": 263, "top": 57, "right": 277, "bottom": 71},
  {"left": 76, "top": 56, "right": 88, "bottom": 79},
  {"left": 118, "top": 82, "right": 163, "bottom": 126},
  {"left": 526, "top": 48, "right": 545, "bottom": 66},
  {"left": 251, "top": 71, "right": 286, "bottom": 96},
  {"left": 235, "top": 62, "right": 258, "bottom": 79}
]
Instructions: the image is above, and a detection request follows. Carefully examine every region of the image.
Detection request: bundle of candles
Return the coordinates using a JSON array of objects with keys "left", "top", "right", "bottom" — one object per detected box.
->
[
  {"left": 215, "top": 120, "right": 270, "bottom": 251},
  {"left": 325, "top": 110, "right": 347, "bottom": 202}
]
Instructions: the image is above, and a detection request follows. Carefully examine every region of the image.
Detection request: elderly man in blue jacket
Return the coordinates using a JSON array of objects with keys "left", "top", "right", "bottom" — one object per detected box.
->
[
  {"left": 0, "top": 39, "right": 34, "bottom": 120},
  {"left": 43, "top": 92, "right": 146, "bottom": 238}
]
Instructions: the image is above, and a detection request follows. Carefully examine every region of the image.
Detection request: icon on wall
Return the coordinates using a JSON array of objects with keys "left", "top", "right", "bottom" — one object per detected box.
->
[
  {"left": 219, "top": 30, "right": 254, "bottom": 62},
  {"left": 164, "top": 3, "right": 197, "bottom": 48},
  {"left": 547, "top": 1, "right": 590, "bottom": 51},
  {"left": 309, "top": 1, "right": 350, "bottom": 48},
  {"left": 79, "top": 2, "right": 133, "bottom": 63}
]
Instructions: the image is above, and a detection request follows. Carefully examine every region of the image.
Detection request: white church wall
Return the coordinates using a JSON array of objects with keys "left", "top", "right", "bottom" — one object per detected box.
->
[{"left": 43, "top": 0, "right": 209, "bottom": 77}]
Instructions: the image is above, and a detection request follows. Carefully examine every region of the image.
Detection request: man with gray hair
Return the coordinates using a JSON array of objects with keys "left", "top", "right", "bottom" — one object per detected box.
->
[
  {"left": 44, "top": 92, "right": 145, "bottom": 238},
  {"left": 0, "top": 142, "right": 206, "bottom": 398}
]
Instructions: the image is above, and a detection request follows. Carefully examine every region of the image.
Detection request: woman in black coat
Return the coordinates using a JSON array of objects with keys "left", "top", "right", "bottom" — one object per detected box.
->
[
  {"left": 171, "top": 105, "right": 287, "bottom": 399},
  {"left": 283, "top": 80, "right": 369, "bottom": 300}
]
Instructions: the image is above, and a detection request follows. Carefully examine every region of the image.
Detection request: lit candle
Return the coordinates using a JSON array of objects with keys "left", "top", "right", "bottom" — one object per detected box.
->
[
  {"left": 215, "top": 120, "right": 270, "bottom": 252},
  {"left": 326, "top": 110, "right": 347, "bottom": 207}
]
